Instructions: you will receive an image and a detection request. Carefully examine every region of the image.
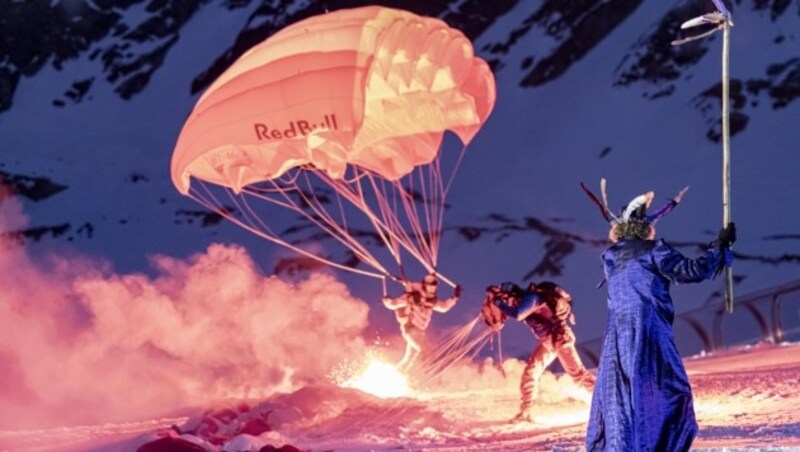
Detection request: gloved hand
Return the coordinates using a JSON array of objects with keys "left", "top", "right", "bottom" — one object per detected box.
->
[
  {"left": 481, "top": 296, "right": 506, "bottom": 331},
  {"left": 454, "top": 285, "right": 462, "bottom": 298},
  {"left": 718, "top": 222, "right": 737, "bottom": 248}
]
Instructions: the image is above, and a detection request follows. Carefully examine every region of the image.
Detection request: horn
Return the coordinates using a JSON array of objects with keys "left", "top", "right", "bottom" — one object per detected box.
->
[
  {"left": 580, "top": 182, "right": 611, "bottom": 222},
  {"left": 646, "top": 186, "right": 689, "bottom": 223},
  {"left": 621, "top": 192, "right": 654, "bottom": 221}
]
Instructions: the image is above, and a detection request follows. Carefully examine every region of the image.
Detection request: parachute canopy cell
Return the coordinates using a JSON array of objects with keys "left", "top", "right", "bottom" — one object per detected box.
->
[{"left": 171, "top": 5, "right": 496, "bottom": 194}]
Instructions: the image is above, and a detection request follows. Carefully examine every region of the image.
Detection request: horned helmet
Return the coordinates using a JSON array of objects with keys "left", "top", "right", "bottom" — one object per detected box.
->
[{"left": 581, "top": 178, "right": 689, "bottom": 243}]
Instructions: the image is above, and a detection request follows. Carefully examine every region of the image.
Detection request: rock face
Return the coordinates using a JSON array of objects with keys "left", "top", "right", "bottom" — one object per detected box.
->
[
  {"left": 1, "top": 0, "right": 799, "bottom": 282},
  {"left": 0, "top": 0, "right": 520, "bottom": 113},
  {"left": 3, "top": 1, "right": 797, "bottom": 127}
]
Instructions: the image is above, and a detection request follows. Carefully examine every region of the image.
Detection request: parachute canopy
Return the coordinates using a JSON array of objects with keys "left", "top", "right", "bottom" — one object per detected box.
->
[
  {"left": 171, "top": 5, "right": 495, "bottom": 194},
  {"left": 170, "top": 6, "right": 495, "bottom": 285}
]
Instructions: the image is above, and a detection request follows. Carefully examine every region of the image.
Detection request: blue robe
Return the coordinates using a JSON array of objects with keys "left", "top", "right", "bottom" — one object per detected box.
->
[{"left": 585, "top": 239, "right": 726, "bottom": 451}]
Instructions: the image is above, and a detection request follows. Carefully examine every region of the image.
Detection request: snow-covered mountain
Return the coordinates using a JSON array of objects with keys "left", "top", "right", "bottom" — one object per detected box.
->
[{"left": 2, "top": 0, "right": 799, "bottom": 357}]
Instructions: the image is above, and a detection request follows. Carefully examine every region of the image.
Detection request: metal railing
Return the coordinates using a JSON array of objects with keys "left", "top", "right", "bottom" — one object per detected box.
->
[{"left": 576, "top": 280, "right": 800, "bottom": 368}]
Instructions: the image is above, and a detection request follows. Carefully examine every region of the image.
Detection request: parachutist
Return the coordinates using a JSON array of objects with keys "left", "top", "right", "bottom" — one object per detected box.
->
[
  {"left": 483, "top": 281, "right": 594, "bottom": 423},
  {"left": 382, "top": 273, "right": 461, "bottom": 373},
  {"left": 581, "top": 180, "right": 736, "bottom": 451}
]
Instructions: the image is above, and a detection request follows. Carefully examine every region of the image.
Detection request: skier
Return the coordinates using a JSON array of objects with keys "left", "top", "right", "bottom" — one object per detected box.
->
[
  {"left": 581, "top": 181, "right": 736, "bottom": 451},
  {"left": 383, "top": 273, "right": 461, "bottom": 372},
  {"left": 485, "top": 281, "right": 595, "bottom": 423}
]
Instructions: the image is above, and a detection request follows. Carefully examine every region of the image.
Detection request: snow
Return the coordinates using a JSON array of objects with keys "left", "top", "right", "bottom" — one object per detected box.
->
[
  {"left": 0, "top": 1, "right": 798, "bottom": 365},
  {"left": 1, "top": 341, "right": 798, "bottom": 451},
  {"left": 1, "top": 194, "right": 796, "bottom": 450}
]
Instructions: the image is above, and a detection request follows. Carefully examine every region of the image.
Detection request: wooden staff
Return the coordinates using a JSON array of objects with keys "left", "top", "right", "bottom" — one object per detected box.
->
[
  {"left": 721, "top": 18, "right": 734, "bottom": 313},
  {"left": 672, "top": 1, "right": 735, "bottom": 313}
]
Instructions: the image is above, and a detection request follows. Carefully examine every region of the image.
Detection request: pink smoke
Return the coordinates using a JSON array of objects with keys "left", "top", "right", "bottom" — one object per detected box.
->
[{"left": 0, "top": 196, "right": 371, "bottom": 429}]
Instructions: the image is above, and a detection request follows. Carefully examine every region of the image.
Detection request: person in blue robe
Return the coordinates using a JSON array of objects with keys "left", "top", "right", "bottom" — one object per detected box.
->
[{"left": 580, "top": 181, "right": 736, "bottom": 451}]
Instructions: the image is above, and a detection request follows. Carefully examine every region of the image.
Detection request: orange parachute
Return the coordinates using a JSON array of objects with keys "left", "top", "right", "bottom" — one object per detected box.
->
[{"left": 171, "top": 6, "right": 495, "bottom": 288}]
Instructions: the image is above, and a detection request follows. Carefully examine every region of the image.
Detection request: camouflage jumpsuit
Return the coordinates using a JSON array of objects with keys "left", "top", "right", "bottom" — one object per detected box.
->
[{"left": 490, "top": 282, "right": 595, "bottom": 420}]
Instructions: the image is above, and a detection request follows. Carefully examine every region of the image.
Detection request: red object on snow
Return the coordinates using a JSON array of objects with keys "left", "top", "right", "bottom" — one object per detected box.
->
[
  {"left": 137, "top": 436, "right": 206, "bottom": 452},
  {"left": 260, "top": 445, "right": 301, "bottom": 452}
]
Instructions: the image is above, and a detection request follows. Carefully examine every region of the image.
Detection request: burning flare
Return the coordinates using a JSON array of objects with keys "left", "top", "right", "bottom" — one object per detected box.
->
[{"left": 336, "top": 356, "right": 412, "bottom": 399}]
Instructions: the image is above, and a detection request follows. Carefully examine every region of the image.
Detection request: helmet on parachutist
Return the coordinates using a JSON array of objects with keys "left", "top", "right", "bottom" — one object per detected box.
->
[{"left": 422, "top": 273, "right": 438, "bottom": 297}]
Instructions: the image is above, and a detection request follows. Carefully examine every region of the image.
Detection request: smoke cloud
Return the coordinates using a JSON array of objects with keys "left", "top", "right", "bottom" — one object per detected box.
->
[{"left": 0, "top": 196, "right": 372, "bottom": 429}]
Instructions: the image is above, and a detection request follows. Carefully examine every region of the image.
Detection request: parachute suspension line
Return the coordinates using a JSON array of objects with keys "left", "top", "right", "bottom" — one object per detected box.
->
[
  {"left": 196, "top": 181, "right": 269, "bottom": 241},
  {"left": 365, "top": 171, "right": 430, "bottom": 269},
  {"left": 228, "top": 186, "right": 280, "bottom": 237},
  {"left": 265, "top": 177, "right": 389, "bottom": 276},
  {"left": 182, "top": 167, "right": 259, "bottom": 235},
  {"left": 388, "top": 173, "right": 435, "bottom": 271},
  {"left": 443, "top": 144, "right": 468, "bottom": 197},
  {"left": 422, "top": 157, "right": 445, "bottom": 266},
  {"left": 404, "top": 171, "right": 435, "bottom": 265},
  {"left": 242, "top": 181, "right": 389, "bottom": 277},
  {"left": 242, "top": 181, "right": 386, "bottom": 273},
  {"left": 431, "top": 155, "right": 448, "bottom": 264},
  {"left": 350, "top": 169, "right": 404, "bottom": 267},
  {"left": 296, "top": 173, "right": 389, "bottom": 273},
  {"left": 374, "top": 170, "right": 452, "bottom": 284},
  {"left": 320, "top": 169, "right": 425, "bottom": 272},
  {"left": 313, "top": 168, "right": 456, "bottom": 287},
  {"left": 291, "top": 177, "right": 386, "bottom": 273},
  {"left": 331, "top": 184, "right": 396, "bottom": 286},
  {"left": 406, "top": 164, "right": 435, "bottom": 267},
  {"left": 422, "top": 146, "right": 468, "bottom": 288},
  {"left": 421, "top": 160, "right": 438, "bottom": 266},
  {"left": 315, "top": 170, "right": 398, "bottom": 262},
  {"left": 187, "top": 184, "right": 385, "bottom": 280},
  {"left": 381, "top": 177, "right": 413, "bottom": 284},
  {"left": 381, "top": 173, "right": 414, "bottom": 266},
  {"left": 332, "top": 182, "right": 349, "bottom": 233}
]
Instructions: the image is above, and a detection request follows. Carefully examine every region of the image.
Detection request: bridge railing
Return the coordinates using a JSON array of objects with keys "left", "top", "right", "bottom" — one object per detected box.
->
[{"left": 576, "top": 280, "right": 800, "bottom": 368}]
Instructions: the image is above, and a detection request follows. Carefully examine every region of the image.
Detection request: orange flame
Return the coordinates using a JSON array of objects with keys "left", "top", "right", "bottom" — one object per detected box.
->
[{"left": 339, "top": 358, "right": 412, "bottom": 398}]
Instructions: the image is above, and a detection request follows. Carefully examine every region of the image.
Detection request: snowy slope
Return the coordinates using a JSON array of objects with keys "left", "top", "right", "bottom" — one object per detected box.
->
[{"left": 1, "top": 341, "right": 798, "bottom": 451}]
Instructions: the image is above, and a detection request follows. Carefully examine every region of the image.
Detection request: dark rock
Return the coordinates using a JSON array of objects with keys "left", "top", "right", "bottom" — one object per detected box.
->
[
  {"left": 137, "top": 436, "right": 206, "bottom": 452},
  {"left": 0, "top": 171, "right": 67, "bottom": 202}
]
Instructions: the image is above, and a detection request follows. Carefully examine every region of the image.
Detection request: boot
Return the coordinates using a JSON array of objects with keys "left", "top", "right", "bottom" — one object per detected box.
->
[{"left": 509, "top": 406, "right": 534, "bottom": 423}]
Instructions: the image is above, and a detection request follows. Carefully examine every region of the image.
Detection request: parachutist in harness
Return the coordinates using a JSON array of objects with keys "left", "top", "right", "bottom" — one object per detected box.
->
[
  {"left": 383, "top": 273, "right": 461, "bottom": 373},
  {"left": 483, "top": 281, "right": 595, "bottom": 423}
]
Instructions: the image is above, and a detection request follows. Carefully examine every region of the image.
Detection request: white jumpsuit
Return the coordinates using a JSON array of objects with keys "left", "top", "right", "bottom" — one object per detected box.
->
[{"left": 383, "top": 282, "right": 458, "bottom": 372}]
